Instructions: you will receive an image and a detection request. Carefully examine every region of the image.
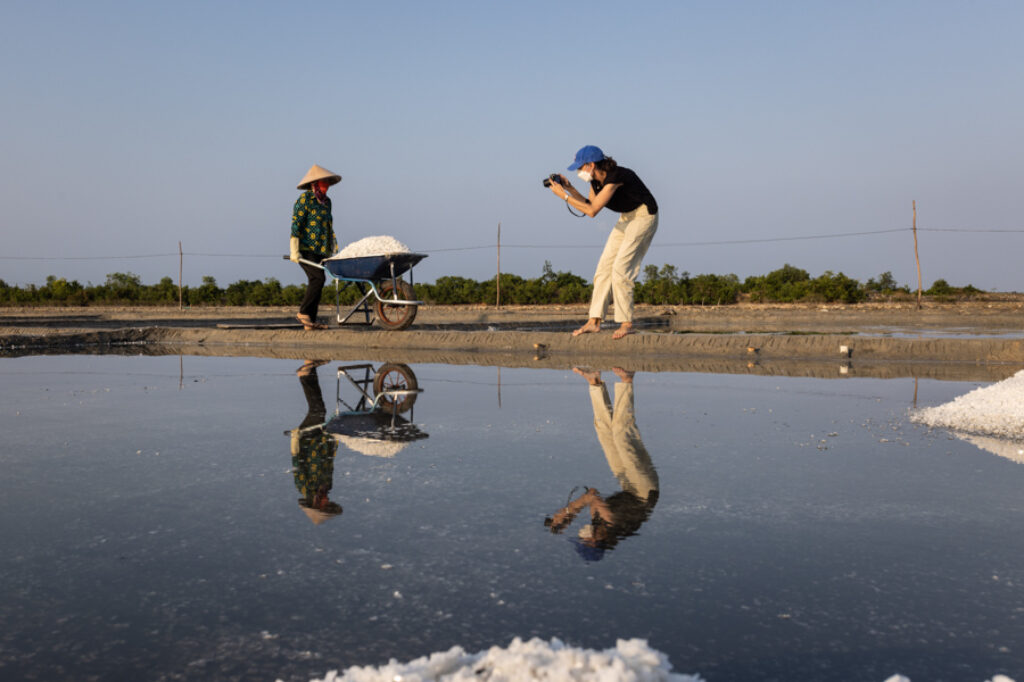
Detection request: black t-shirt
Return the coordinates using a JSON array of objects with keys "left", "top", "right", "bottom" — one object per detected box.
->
[
  {"left": 590, "top": 166, "right": 658, "bottom": 215},
  {"left": 589, "top": 489, "right": 659, "bottom": 550}
]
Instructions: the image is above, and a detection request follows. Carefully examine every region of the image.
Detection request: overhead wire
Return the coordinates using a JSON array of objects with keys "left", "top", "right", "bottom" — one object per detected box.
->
[{"left": 1, "top": 227, "right": 1022, "bottom": 261}]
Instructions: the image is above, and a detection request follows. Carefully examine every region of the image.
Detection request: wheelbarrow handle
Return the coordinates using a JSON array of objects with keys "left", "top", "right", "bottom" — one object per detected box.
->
[{"left": 282, "top": 255, "right": 325, "bottom": 269}]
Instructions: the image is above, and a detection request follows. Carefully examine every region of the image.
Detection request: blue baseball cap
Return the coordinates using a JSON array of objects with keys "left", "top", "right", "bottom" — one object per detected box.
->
[
  {"left": 568, "top": 145, "right": 605, "bottom": 171},
  {"left": 570, "top": 537, "right": 606, "bottom": 562}
]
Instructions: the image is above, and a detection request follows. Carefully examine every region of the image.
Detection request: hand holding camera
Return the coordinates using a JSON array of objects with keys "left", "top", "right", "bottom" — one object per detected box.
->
[
  {"left": 544, "top": 172, "right": 585, "bottom": 217},
  {"left": 542, "top": 173, "right": 569, "bottom": 189}
]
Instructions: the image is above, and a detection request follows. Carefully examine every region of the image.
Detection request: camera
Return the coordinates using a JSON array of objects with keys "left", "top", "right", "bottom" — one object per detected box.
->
[{"left": 542, "top": 173, "right": 563, "bottom": 188}]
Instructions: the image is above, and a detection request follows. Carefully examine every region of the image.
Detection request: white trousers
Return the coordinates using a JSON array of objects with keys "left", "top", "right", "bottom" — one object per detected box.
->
[
  {"left": 588, "top": 205, "right": 658, "bottom": 323},
  {"left": 589, "top": 382, "right": 659, "bottom": 500}
]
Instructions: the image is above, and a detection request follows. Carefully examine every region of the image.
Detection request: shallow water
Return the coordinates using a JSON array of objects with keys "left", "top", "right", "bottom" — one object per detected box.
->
[{"left": 1, "top": 355, "right": 1022, "bottom": 682}]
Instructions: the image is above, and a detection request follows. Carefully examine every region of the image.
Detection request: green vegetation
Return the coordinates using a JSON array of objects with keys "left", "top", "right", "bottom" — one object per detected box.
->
[{"left": 0, "top": 264, "right": 987, "bottom": 307}]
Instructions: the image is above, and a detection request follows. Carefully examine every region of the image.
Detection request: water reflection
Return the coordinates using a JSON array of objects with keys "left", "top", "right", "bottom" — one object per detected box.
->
[
  {"left": 290, "top": 360, "right": 343, "bottom": 524},
  {"left": 287, "top": 361, "right": 429, "bottom": 524},
  {"left": 955, "top": 432, "right": 1024, "bottom": 464},
  {"left": 546, "top": 367, "right": 660, "bottom": 561},
  {"left": 324, "top": 363, "right": 428, "bottom": 457}
]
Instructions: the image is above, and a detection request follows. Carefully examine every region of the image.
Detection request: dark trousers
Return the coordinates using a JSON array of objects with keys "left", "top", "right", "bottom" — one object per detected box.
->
[
  {"left": 298, "top": 254, "right": 326, "bottom": 318},
  {"left": 298, "top": 370, "right": 326, "bottom": 429}
]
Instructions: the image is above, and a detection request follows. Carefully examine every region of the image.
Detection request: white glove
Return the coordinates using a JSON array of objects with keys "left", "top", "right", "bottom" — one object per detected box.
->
[{"left": 289, "top": 237, "right": 301, "bottom": 263}]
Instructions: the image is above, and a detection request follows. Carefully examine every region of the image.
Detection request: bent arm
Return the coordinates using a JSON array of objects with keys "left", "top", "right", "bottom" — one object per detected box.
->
[{"left": 570, "top": 183, "right": 621, "bottom": 218}]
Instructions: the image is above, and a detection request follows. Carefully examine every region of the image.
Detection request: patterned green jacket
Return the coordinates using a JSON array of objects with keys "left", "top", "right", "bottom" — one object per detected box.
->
[
  {"left": 291, "top": 190, "right": 336, "bottom": 257},
  {"left": 292, "top": 432, "right": 338, "bottom": 500}
]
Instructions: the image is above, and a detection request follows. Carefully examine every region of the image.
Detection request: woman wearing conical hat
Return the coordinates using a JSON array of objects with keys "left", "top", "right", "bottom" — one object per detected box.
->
[{"left": 290, "top": 164, "right": 341, "bottom": 330}]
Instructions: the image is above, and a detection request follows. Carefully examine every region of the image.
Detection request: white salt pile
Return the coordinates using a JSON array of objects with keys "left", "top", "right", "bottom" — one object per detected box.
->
[
  {"left": 331, "top": 235, "right": 411, "bottom": 260},
  {"left": 300, "top": 637, "right": 702, "bottom": 682},
  {"left": 284, "top": 636, "right": 1017, "bottom": 682},
  {"left": 911, "top": 369, "right": 1024, "bottom": 440}
]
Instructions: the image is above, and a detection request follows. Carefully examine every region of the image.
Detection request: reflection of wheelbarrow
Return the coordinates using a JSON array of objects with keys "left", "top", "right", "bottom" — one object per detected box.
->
[
  {"left": 324, "top": 363, "right": 428, "bottom": 457},
  {"left": 285, "top": 253, "right": 428, "bottom": 330}
]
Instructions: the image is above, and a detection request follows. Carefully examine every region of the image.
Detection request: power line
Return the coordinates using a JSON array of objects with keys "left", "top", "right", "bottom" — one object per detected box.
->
[
  {"left": 0, "top": 253, "right": 178, "bottom": 260},
  {"left": 2, "top": 227, "right": 1022, "bottom": 261},
  {"left": 919, "top": 228, "right": 1024, "bottom": 233}
]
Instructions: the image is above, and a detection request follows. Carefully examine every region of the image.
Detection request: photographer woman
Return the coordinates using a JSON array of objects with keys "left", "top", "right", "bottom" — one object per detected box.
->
[{"left": 547, "top": 146, "right": 658, "bottom": 339}]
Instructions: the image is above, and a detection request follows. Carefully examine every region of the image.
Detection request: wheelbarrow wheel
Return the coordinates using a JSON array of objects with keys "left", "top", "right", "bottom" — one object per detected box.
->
[
  {"left": 375, "top": 280, "right": 417, "bottom": 330},
  {"left": 373, "top": 363, "right": 419, "bottom": 413}
]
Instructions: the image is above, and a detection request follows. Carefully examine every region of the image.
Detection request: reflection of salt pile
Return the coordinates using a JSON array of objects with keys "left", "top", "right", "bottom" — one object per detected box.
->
[
  {"left": 911, "top": 370, "right": 1024, "bottom": 464},
  {"left": 307, "top": 637, "right": 701, "bottom": 682},
  {"left": 332, "top": 235, "right": 410, "bottom": 259},
  {"left": 956, "top": 433, "right": 1024, "bottom": 465},
  {"left": 332, "top": 434, "right": 408, "bottom": 458}
]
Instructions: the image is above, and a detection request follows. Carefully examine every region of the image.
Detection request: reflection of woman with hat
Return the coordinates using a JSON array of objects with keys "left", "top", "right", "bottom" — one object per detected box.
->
[
  {"left": 290, "top": 360, "right": 343, "bottom": 525},
  {"left": 546, "top": 146, "right": 658, "bottom": 340},
  {"left": 290, "top": 164, "right": 341, "bottom": 330},
  {"left": 544, "top": 367, "right": 659, "bottom": 561}
]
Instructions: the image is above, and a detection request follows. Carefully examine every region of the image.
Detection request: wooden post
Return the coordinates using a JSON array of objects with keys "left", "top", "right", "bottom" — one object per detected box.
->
[
  {"left": 178, "top": 241, "right": 183, "bottom": 309},
  {"left": 912, "top": 201, "right": 922, "bottom": 309},
  {"left": 496, "top": 222, "right": 501, "bottom": 308}
]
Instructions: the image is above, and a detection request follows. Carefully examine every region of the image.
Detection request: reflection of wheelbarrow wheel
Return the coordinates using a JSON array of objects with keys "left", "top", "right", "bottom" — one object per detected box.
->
[
  {"left": 375, "top": 280, "right": 417, "bottom": 330},
  {"left": 373, "top": 363, "right": 419, "bottom": 412}
]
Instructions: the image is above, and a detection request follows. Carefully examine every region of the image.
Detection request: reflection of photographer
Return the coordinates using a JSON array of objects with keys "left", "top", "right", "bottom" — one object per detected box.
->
[
  {"left": 544, "top": 146, "right": 658, "bottom": 340},
  {"left": 289, "top": 360, "right": 342, "bottom": 525},
  {"left": 545, "top": 367, "right": 659, "bottom": 561}
]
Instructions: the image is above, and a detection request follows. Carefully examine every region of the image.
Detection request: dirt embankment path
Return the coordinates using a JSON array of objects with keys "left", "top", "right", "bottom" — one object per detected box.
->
[{"left": 2, "top": 302, "right": 1023, "bottom": 380}]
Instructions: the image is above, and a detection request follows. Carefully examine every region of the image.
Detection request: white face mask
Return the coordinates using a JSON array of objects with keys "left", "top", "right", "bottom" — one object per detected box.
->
[{"left": 577, "top": 169, "right": 593, "bottom": 183}]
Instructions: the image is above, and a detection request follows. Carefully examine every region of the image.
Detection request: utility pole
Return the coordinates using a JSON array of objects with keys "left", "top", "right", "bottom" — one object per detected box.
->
[{"left": 913, "top": 201, "right": 922, "bottom": 310}]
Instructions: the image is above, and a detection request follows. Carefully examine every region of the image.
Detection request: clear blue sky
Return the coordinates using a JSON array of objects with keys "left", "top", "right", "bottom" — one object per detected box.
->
[{"left": 2, "top": 1, "right": 1023, "bottom": 291}]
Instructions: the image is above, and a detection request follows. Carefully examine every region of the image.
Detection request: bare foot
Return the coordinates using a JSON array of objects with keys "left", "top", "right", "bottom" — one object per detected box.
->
[
  {"left": 612, "top": 367, "right": 634, "bottom": 383},
  {"left": 572, "top": 318, "right": 602, "bottom": 337},
  {"left": 297, "top": 359, "right": 329, "bottom": 376},
  {"left": 612, "top": 322, "right": 634, "bottom": 340},
  {"left": 572, "top": 366, "right": 603, "bottom": 386},
  {"left": 296, "top": 314, "right": 327, "bottom": 330}
]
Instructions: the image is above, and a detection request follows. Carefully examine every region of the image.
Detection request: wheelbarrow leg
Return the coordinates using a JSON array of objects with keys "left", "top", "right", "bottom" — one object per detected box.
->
[
  {"left": 334, "top": 279, "right": 341, "bottom": 325},
  {"left": 338, "top": 283, "right": 376, "bottom": 325}
]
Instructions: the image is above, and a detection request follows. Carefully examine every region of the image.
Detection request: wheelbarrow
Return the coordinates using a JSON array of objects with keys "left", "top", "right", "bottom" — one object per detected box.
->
[
  {"left": 324, "top": 363, "right": 428, "bottom": 456},
  {"left": 284, "top": 362, "right": 428, "bottom": 458},
  {"left": 285, "top": 252, "right": 428, "bottom": 330}
]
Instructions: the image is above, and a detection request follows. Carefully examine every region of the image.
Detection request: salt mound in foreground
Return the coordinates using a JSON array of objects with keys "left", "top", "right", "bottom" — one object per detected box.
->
[
  {"left": 305, "top": 637, "right": 702, "bottom": 682},
  {"left": 288, "top": 636, "right": 1017, "bottom": 682},
  {"left": 911, "top": 369, "right": 1024, "bottom": 440},
  {"left": 332, "top": 236, "right": 411, "bottom": 260}
]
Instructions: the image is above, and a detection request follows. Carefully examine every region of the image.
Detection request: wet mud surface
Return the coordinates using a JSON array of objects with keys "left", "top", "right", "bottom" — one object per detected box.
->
[{"left": 2, "top": 304, "right": 1024, "bottom": 381}]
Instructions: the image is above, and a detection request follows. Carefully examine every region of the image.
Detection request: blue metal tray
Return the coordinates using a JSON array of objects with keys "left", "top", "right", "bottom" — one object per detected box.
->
[{"left": 323, "top": 253, "right": 427, "bottom": 281}]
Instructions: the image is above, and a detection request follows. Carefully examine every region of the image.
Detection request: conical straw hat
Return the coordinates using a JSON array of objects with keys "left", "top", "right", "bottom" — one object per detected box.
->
[
  {"left": 299, "top": 499, "right": 343, "bottom": 525},
  {"left": 301, "top": 507, "right": 335, "bottom": 525},
  {"left": 297, "top": 164, "right": 342, "bottom": 190}
]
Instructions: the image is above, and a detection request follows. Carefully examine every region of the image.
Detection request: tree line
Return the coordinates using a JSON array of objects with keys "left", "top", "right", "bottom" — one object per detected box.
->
[{"left": 0, "top": 262, "right": 983, "bottom": 307}]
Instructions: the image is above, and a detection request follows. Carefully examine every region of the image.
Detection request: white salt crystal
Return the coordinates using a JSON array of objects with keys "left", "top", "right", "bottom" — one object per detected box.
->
[{"left": 331, "top": 236, "right": 411, "bottom": 260}]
